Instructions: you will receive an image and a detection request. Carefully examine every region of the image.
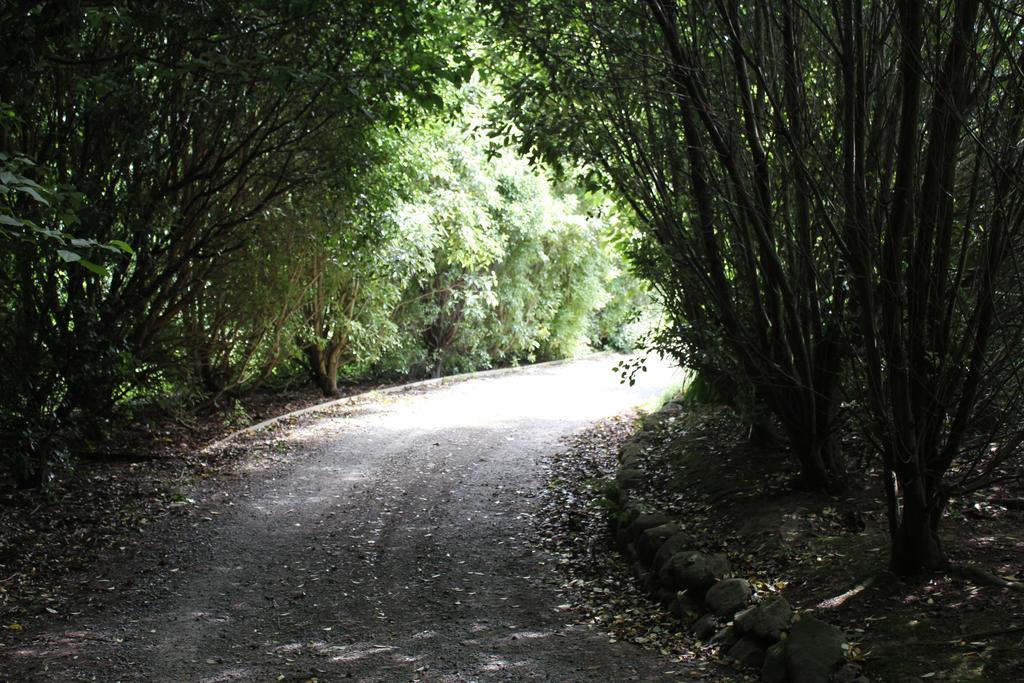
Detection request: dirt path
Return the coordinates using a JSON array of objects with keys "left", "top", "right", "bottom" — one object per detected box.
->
[{"left": 4, "top": 356, "right": 698, "bottom": 682}]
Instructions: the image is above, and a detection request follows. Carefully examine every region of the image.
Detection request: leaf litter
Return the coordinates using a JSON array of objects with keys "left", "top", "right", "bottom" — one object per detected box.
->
[
  {"left": 535, "top": 412, "right": 736, "bottom": 681},
  {"left": 538, "top": 403, "right": 1024, "bottom": 682}
]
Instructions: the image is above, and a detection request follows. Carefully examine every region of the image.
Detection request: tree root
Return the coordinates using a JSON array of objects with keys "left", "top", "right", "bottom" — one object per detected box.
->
[
  {"left": 949, "top": 564, "right": 1024, "bottom": 592},
  {"left": 815, "top": 573, "right": 879, "bottom": 609}
]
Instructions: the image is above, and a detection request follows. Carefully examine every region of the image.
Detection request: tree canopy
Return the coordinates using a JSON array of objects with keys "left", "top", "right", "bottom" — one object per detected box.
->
[
  {"left": 487, "top": 0, "right": 1024, "bottom": 575},
  {"left": 1, "top": 2, "right": 647, "bottom": 489},
  {"left": 3, "top": 0, "right": 1024, "bottom": 582}
]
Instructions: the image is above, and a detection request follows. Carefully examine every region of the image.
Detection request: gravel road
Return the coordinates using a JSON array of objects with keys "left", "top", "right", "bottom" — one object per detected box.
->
[{"left": 5, "top": 355, "right": 690, "bottom": 682}]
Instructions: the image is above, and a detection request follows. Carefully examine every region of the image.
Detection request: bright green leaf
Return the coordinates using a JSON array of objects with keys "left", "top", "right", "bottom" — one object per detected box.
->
[
  {"left": 15, "top": 185, "right": 49, "bottom": 206},
  {"left": 108, "top": 239, "right": 135, "bottom": 255},
  {"left": 78, "top": 259, "right": 109, "bottom": 276}
]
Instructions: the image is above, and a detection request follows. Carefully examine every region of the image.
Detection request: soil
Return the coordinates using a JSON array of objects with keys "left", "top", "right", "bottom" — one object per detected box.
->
[
  {"left": 600, "top": 404, "right": 1024, "bottom": 682},
  {"left": 535, "top": 415, "right": 738, "bottom": 680},
  {"left": 0, "top": 380, "right": 398, "bottom": 644},
  {"left": 0, "top": 355, "right": 723, "bottom": 682}
]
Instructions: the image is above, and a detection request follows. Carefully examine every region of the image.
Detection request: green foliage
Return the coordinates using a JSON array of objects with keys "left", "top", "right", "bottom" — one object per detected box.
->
[
  {"left": 0, "top": 3, "right": 652, "bottom": 487},
  {"left": 383, "top": 116, "right": 504, "bottom": 377},
  {"left": 1, "top": 107, "right": 131, "bottom": 272},
  {"left": 383, "top": 92, "right": 643, "bottom": 379},
  {"left": 488, "top": 0, "right": 1024, "bottom": 573},
  {"left": 0, "top": 0, "right": 477, "bottom": 482},
  {"left": 488, "top": 0, "right": 852, "bottom": 491},
  {"left": 483, "top": 156, "right": 610, "bottom": 362},
  {"left": 678, "top": 372, "right": 720, "bottom": 408},
  {"left": 588, "top": 214, "right": 662, "bottom": 353},
  {"left": 289, "top": 134, "right": 423, "bottom": 396}
]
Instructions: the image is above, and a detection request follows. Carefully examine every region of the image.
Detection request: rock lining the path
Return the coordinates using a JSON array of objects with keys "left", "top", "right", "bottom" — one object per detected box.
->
[
  {"left": 653, "top": 530, "right": 698, "bottom": 570},
  {"left": 659, "top": 549, "right": 731, "bottom": 599},
  {"left": 735, "top": 596, "right": 793, "bottom": 641},
  {"left": 606, "top": 399, "right": 862, "bottom": 683},
  {"left": 638, "top": 522, "right": 684, "bottom": 563},
  {"left": 785, "top": 615, "right": 849, "bottom": 683},
  {"left": 705, "top": 577, "right": 753, "bottom": 618}
]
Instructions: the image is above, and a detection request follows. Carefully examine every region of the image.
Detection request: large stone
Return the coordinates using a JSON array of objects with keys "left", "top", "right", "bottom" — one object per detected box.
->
[
  {"left": 619, "top": 454, "right": 643, "bottom": 471},
  {"left": 625, "top": 512, "right": 673, "bottom": 539},
  {"left": 734, "top": 596, "right": 793, "bottom": 641},
  {"left": 630, "top": 559, "right": 650, "bottom": 585},
  {"left": 642, "top": 410, "right": 674, "bottom": 429},
  {"left": 658, "top": 550, "right": 696, "bottom": 585},
  {"left": 691, "top": 613, "right": 718, "bottom": 641},
  {"left": 833, "top": 662, "right": 866, "bottom": 683},
  {"left": 709, "top": 624, "right": 739, "bottom": 650},
  {"left": 634, "top": 429, "right": 661, "bottom": 446},
  {"left": 761, "top": 640, "right": 788, "bottom": 683},
  {"left": 727, "top": 635, "right": 767, "bottom": 669},
  {"left": 616, "top": 503, "right": 641, "bottom": 528},
  {"left": 660, "top": 401, "right": 685, "bottom": 415},
  {"left": 638, "top": 522, "right": 683, "bottom": 564},
  {"left": 669, "top": 590, "right": 702, "bottom": 623},
  {"left": 654, "top": 586, "right": 676, "bottom": 605},
  {"left": 616, "top": 510, "right": 669, "bottom": 547},
  {"left": 615, "top": 467, "right": 646, "bottom": 491},
  {"left": 642, "top": 567, "right": 661, "bottom": 594},
  {"left": 704, "top": 578, "right": 752, "bottom": 618},
  {"left": 660, "top": 550, "right": 730, "bottom": 598},
  {"left": 785, "top": 615, "right": 846, "bottom": 683},
  {"left": 652, "top": 531, "right": 696, "bottom": 570},
  {"left": 618, "top": 442, "right": 645, "bottom": 463}
]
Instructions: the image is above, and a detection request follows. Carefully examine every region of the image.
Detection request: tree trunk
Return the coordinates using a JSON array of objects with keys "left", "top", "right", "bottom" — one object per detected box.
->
[
  {"left": 324, "top": 345, "right": 341, "bottom": 397},
  {"left": 889, "top": 475, "right": 947, "bottom": 575},
  {"left": 15, "top": 444, "right": 49, "bottom": 490},
  {"left": 302, "top": 343, "right": 340, "bottom": 398},
  {"left": 789, "top": 431, "right": 844, "bottom": 493},
  {"left": 197, "top": 345, "right": 222, "bottom": 396},
  {"left": 14, "top": 422, "right": 52, "bottom": 490},
  {"left": 774, "top": 374, "right": 844, "bottom": 492}
]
